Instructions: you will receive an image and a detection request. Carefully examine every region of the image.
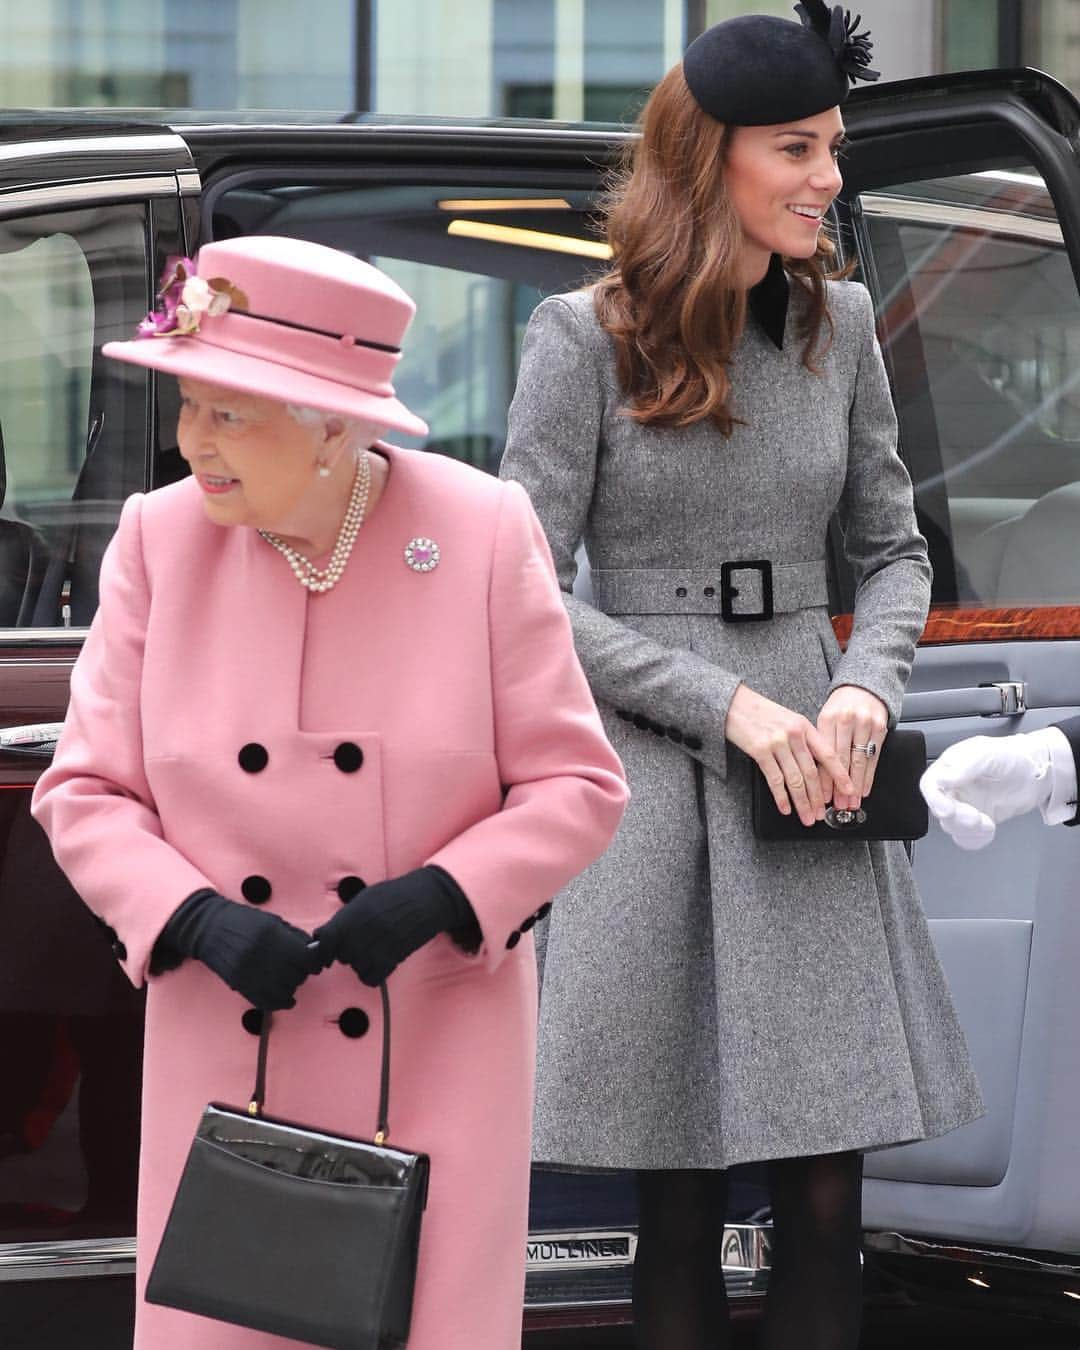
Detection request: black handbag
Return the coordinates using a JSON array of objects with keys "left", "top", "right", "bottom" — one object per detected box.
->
[
  {"left": 146, "top": 983, "right": 429, "bottom": 1350},
  {"left": 751, "top": 728, "right": 929, "bottom": 842}
]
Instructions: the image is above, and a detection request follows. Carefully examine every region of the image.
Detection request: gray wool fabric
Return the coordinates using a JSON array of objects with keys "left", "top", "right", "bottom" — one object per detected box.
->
[{"left": 500, "top": 278, "right": 984, "bottom": 1169}]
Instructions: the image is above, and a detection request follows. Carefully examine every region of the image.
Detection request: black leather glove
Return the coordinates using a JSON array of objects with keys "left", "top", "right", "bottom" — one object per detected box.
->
[
  {"left": 152, "top": 889, "right": 321, "bottom": 1010},
  {"left": 312, "top": 866, "right": 480, "bottom": 987}
]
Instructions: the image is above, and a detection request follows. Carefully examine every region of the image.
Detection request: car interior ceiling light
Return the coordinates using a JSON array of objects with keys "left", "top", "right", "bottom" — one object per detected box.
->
[
  {"left": 437, "top": 198, "right": 571, "bottom": 211},
  {"left": 446, "top": 219, "right": 612, "bottom": 259}
]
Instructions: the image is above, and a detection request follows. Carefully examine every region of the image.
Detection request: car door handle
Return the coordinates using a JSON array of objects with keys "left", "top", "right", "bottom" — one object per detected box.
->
[
  {"left": 901, "top": 683, "right": 1027, "bottom": 721},
  {"left": 0, "top": 722, "right": 64, "bottom": 757}
]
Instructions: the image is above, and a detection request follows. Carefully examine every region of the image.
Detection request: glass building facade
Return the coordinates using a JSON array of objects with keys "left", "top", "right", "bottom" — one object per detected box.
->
[{"left": 1, "top": 1, "right": 1077, "bottom": 120}]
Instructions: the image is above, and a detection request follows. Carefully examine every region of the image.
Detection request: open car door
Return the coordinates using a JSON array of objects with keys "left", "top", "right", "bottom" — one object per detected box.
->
[{"left": 837, "top": 69, "right": 1080, "bottom": 1266}]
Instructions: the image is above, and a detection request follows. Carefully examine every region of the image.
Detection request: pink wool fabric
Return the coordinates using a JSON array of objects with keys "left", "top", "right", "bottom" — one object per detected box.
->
[{"left": 32, "top": 443, "right": 627, "bottom": 1350}]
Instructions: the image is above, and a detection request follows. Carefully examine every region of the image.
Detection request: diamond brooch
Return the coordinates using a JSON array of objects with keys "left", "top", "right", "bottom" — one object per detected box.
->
[{"left": 404, "top": 537, "right": 440, "bottom": 572}]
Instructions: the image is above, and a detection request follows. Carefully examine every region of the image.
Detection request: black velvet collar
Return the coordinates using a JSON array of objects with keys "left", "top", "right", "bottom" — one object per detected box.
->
[{"left": 748, "top": 253, "right": 790, "bottom": 351}]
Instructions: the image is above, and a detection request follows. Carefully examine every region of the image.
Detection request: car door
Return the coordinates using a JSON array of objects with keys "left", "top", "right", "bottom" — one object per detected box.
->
[
  {"left": 831, "top": 69, "right": 1080, "bottom": 1259},
  {"left": 0, "top": 121, "right": 194, "bottom": 1334}
]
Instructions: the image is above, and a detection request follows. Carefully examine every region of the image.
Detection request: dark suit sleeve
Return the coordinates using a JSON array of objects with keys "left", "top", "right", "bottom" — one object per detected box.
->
[{"left": 1053, "top": 716, "right": 1080, "bottom": 826}]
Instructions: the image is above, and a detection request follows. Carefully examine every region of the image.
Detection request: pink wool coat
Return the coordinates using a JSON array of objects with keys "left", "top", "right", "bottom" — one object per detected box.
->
[{"left": 31, "top": 443, "right": 627, "bottom": 1350}]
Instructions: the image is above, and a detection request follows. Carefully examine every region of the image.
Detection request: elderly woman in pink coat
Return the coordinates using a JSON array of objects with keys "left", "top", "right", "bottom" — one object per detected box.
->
[{"left": 31, "top": 236, "right": 628, "bottom": 1350}]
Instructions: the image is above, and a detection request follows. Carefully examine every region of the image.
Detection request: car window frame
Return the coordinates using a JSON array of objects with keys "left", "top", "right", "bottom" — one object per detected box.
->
[{"left": 829, "top": 80, "right": 1080, "bottom": 635}]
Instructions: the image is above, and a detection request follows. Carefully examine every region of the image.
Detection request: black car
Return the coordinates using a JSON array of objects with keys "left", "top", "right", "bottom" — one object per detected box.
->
[{"left": 5, "top": 66, "right": 1080, "bottom": 1345}]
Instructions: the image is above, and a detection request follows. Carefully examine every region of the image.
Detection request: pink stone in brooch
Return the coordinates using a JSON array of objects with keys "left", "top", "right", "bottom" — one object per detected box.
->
[{"left": 404, "top": 537, "right": 440, "bottom": 572}]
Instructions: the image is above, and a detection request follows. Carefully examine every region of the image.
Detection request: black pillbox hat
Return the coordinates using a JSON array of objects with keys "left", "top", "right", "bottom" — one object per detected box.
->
[{"left": 683, "top": 3, "right": 879, "bottom": 127}]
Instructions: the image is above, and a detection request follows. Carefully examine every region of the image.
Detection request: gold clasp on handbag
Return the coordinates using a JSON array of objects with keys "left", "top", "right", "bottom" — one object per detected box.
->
[
  {"left": 248, "top": 1099, "right": 261, "bottom": 1117},
  {"left": 374, "top": 1130, "right": 386, "bottom": 1145}
]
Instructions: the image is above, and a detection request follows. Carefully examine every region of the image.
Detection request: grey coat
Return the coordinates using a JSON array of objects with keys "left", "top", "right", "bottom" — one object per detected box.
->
[{"left": 499, "top": 278, "right": 983, "bottom": 1169}]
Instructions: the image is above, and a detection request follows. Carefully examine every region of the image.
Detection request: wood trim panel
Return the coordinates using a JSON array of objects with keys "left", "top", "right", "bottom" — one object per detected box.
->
[{"left": 832, "top": 605, "right": 1080, "bottom": 648}]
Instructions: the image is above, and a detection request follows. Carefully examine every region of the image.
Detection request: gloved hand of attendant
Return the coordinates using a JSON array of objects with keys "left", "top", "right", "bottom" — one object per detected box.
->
[
  {"left": 152, "top": 889, "right": 322, "bottom": 1009},
  {"left": 919, "top": 730, "right": 1061, "bottom": 850},
  {"left": 312, "top": 866, "right": 480, "bottom": 986}
]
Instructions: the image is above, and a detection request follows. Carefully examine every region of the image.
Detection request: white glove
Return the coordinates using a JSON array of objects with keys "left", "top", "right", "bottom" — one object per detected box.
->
[{"left": 920, "top": 731, "right": 1057, "bottom": 850}]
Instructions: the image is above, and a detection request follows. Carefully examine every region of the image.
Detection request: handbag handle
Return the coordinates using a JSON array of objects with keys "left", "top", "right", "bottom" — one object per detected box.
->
[{"left": 248, "top": 982, "right": 393, "bottom": 1145}]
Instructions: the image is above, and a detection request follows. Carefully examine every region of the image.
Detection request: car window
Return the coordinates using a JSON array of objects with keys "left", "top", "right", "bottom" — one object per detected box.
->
[
  {"left": 0, "top": 205, "right": 149, "bottom": 628},
  {"left": 208, "top": 183, "right": 608, "bottom": 476},
  {"left": 856, "top": 167, "right": 1080, "bottom": 640}
]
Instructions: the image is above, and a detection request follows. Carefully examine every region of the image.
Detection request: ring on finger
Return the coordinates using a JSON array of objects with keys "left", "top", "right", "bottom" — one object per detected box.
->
[{"left": 853, "top": 740, "right": 878, "bottom": 758}]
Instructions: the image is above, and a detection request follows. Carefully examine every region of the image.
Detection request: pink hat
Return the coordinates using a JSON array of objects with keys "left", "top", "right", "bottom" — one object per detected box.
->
[{"left": 102, "top": 236, "right": 428, "bottom": 438}]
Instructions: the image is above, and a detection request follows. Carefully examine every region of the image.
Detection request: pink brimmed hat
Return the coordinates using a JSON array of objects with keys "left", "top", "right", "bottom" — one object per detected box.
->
[{"left": 102, "top": 236, "right": 429, "bottom": 438}]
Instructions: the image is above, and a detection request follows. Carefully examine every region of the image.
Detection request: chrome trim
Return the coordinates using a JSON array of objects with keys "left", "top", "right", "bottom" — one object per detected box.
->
[
  {"left": 0, "top": 133, "right": 188, "bottom": 164},
  {"left": 178, "top": 120, "right": 635, "bottom": 144},
  {"left": 0, "top": 1238, "right": 135, "bottom": 1282},
  {"left": 866, "top": 1230, "right": 1080, "bottom": 1278},
  {"left": 526, "top": 1222, "right": 770, "bottom": 1275},
  {"left": 528, "top": 1288, "right": 763, "bottom": 1313},
  {"left": 986, "top": 680, "right": 1028, "bottom": 716},
  {"left": 177, "top": 167, "right": 202, "bottom": 196},
  {"left": 722, "top": 1222, "right": 772, "bottom": 1274},
  {"left": 527, "top": 1230, "right": 636, "bottom": 1272},
  {"left": 0, "top": 628, "right": 85, "bottom": 647},
  {"left": 526, "top": 1297, "right": 632, "bottom": 1312},
  {"left": 0, "top": 176, "right": 179, "bottom": 217},
  {"left": 0, "top": 721, "right": 64, "bottom": 747},
  {"left": 859, "top": 193, "right": 1063, "bottom": 245}
]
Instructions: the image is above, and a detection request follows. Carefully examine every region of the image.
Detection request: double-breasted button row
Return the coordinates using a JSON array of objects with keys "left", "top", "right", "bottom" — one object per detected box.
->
[
  {"left": 337, "top": 875, "right": 367, "bottom": 903},
  {"left": 241, "top": 1006, "right": 371, "bottom": 1039},
  {"left": 236, "top": 874, "right": 366, "bottom": 905},
  {"left": 237, "top": 741, "right": 365, "bottom": 774},
  {"left": 615, "top": 709, "right": 702, "bottom": 752},
  {"left": 238, "top": 742, "right": 269, "bottom": 773},
  {"left": 241, "top": 875, "right": 273, "bottom": 904},
  {"left": 336, "top": 1008, "right": 370, "bottom": 1038},
  {"left": 506, "top": 901, "right": 553, "bottom": 949},
  {"left": 333, "top": 742, "right": 363, "bottom": 773}
]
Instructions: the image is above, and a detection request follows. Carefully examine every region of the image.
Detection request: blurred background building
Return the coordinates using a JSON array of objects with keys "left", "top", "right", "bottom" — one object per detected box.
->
[{"left": 0, "top": 0, "right": 1077, "bottom": 120}]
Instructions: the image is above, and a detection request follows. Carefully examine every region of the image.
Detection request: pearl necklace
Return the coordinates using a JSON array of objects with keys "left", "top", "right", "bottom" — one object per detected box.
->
[{"left": 258, "top": 452, "right": 371, "bottom": 594}]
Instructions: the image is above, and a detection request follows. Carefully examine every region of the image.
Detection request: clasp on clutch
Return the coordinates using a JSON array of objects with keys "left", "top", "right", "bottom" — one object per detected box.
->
[
  {"left": 825, "top": 806, "right": 866, "bottom": 830},
  {"left": 374, "top": 1130, "right": 387, "bottom": 1145},
  {"left": 248, "top": 1099, "right": 262, "bottom": 1117}
]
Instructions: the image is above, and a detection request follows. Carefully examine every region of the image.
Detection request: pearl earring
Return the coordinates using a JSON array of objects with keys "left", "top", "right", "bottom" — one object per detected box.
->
[{"left": 316, "top": 460, "right": 331, "bottom": 478}]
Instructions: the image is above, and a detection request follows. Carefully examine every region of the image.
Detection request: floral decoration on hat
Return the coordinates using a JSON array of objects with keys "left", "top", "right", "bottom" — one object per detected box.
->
[
  {"left": 137, "top": 257, "right": 250, "bottom": 339},
  {"left": 795, "top": 1, "right": 880, "bottom": 84}
]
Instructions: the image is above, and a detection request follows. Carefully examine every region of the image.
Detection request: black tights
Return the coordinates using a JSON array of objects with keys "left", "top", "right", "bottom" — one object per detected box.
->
[{"left": 632, "top": 1152, "right": 863, "bottom": 1350}]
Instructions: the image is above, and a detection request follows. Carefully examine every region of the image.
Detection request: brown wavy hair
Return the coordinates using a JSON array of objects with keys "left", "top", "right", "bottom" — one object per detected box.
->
[{"left": 593, "top": 64, "right": 848, "bottom": 435}]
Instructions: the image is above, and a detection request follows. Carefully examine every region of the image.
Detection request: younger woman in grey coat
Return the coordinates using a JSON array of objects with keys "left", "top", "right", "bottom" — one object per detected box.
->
[{"left": 500, "top": 7, "right": 982, "bottom": 1349}]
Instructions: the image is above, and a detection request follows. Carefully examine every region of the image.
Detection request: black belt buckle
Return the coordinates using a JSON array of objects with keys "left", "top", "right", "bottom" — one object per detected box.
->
[{"left": 720, "top": 560, "right": 774, "bottom": 623}]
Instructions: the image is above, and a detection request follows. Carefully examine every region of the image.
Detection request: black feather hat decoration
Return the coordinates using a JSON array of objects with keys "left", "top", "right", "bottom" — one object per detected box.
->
[
  {"left": 795, "top": 1, "right": 881, "bottom": 84},
  {"left": 683, "top": 3, "right": 881, "bottom": 125}
]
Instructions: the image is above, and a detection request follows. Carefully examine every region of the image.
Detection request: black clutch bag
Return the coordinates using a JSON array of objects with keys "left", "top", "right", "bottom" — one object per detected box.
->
[
  {"left": 146, "top": 983, "right": 429, "bottom": 1350},
  {"left": 751, "top": 728, "right": 928, "bottom": 842}
]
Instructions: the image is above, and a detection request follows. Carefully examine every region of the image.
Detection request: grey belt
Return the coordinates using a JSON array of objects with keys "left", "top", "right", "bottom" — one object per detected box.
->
[{"left": 590, "top": 560, "right": 828, "bottom": 621}]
